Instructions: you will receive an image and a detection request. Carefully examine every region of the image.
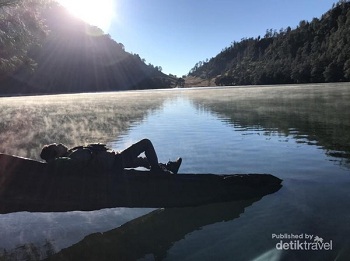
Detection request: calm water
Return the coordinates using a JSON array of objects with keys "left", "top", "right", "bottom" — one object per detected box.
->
[{"left": 0, "top": 84, "right": 350, "bottom": 260}]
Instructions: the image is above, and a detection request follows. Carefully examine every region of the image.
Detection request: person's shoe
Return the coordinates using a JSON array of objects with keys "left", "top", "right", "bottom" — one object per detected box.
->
[{"left": 166, "top": 157, "right": 182, "bottom": 174}]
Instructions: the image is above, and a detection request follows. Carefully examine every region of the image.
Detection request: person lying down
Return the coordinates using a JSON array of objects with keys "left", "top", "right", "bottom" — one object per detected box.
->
[{"left": 40, "top": 139, "right": 182, "bottom": 175}]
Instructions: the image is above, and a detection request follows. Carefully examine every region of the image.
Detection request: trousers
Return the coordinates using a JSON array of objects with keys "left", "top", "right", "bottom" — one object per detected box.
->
[{"left": 120, "top": 139, "right": 159, "bottom": 169}]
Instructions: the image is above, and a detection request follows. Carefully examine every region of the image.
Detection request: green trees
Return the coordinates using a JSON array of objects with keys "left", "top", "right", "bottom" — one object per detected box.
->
[
  {"left": 190, "top": 0, "right": 350, "bottom": 86},
  {"left": 0, "top": 0, "right": 48, "bottom": 80},
  {"left": 0, "top": 1, "right": 176, "bottom": 95}
]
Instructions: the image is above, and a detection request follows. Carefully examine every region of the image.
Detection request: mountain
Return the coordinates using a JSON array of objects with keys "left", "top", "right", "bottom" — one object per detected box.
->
[
  {"left": 187, "top": 0, "right": 350, "bottom": 87},
  {"left": 0, "top": 1, "right": 177, "bottom": 95}
]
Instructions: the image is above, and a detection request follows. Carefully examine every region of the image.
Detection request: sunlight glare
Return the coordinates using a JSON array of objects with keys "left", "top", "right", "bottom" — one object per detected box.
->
[{"left": 57, "top": 0, "right": 115, "bottom": 32}]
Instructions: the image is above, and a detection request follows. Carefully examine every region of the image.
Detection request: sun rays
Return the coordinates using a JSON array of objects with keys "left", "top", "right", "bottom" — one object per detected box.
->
[{"left": 57, "top": 0, "right": 116, "bottom": 32}]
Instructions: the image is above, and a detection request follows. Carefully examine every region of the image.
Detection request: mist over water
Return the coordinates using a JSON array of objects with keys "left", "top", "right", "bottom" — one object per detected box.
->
[{"left": 1, "top": 84, "right": 350, "bottom": 260}]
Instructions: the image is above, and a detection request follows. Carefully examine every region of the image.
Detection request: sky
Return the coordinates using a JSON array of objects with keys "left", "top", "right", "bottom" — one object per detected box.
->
[{"left": 59, "top": 0, "right": 339, "bottom": 77}]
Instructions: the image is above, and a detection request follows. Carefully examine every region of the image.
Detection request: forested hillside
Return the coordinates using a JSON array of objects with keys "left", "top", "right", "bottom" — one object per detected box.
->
[
  {"left": 0, "top": 0, "right": 176, "bottom": 95},
  {"left": 188, "top": 1, "right": 350, "bottom": 86}
]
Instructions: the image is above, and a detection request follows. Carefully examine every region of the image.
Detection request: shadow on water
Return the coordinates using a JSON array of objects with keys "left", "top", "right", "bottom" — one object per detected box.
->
[{"left": 46, "top": 198, "right": 267, "bottom": 261}]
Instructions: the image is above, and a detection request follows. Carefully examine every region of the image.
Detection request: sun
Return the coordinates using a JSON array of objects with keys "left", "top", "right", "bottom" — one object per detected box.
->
[{"left": 57, "top": 0, "right": 115, "bottom": 32}]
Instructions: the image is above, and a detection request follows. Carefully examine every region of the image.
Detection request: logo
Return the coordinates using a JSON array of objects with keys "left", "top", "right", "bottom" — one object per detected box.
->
[{"left": 272, "top": 233, "right": 333, "bottom": 251}]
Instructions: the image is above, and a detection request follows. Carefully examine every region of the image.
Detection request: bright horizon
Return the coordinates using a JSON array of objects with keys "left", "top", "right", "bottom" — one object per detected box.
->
[{"left": 57, "top": 0, "right": 338, "bottom": 77}]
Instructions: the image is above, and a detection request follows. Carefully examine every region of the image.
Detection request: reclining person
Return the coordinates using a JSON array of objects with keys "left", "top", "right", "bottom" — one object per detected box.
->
[{"left": 40, "top": 139, "right": 182, "bottom": 174}]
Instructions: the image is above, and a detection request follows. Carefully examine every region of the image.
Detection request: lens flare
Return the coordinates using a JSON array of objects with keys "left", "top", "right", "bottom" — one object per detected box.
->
[{"left": 57, "top": 0, "right": 115, "bottom": 32}]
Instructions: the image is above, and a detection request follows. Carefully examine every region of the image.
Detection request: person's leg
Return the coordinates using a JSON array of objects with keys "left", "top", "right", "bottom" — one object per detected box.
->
[
  {"left": 120, "top": 156, "right": 151, "bottom": 169},
  {"left": 120, "top": 139, "right": 159, "bottom": 169}
]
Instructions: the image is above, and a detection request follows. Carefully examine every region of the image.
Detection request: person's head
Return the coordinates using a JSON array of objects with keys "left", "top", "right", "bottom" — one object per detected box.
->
[{"left": 40, "top": 143, "right": 68, "bottom": 162}]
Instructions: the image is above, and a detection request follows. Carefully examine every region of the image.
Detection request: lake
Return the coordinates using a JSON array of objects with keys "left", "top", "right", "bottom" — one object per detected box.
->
[{"left": 0, "top": 83, "right": 350, "bottom": 260}]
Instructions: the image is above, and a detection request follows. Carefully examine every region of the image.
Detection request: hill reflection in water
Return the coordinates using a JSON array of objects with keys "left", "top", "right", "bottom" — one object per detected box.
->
[{"left": 186, "top": 84, "right": 350, "bottom": 169}]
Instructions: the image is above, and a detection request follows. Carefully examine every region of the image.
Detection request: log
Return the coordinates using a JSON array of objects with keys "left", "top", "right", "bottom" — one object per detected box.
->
[{"left": 0, "top": 153, "right": 282, "bottom": 213}]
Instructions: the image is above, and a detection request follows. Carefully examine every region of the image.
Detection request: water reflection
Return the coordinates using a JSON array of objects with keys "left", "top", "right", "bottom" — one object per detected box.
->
[
  {"left": 0, "top": 208, "right": 155, "bottom": 260},
  {"left": 112, "top": 85, "right": 350, "bottom": 176},
  {"left": 0, "top": 85, "right": 349, "bottom": 168},
  {"left": 1, "top": 84, "right": 350, "bottom": 260},
  {"left": 186, "top": 84, "right": 350, "bottom": 168},
  {"left": 47, "top": 198, "right": 264, "bottom": 261}
]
